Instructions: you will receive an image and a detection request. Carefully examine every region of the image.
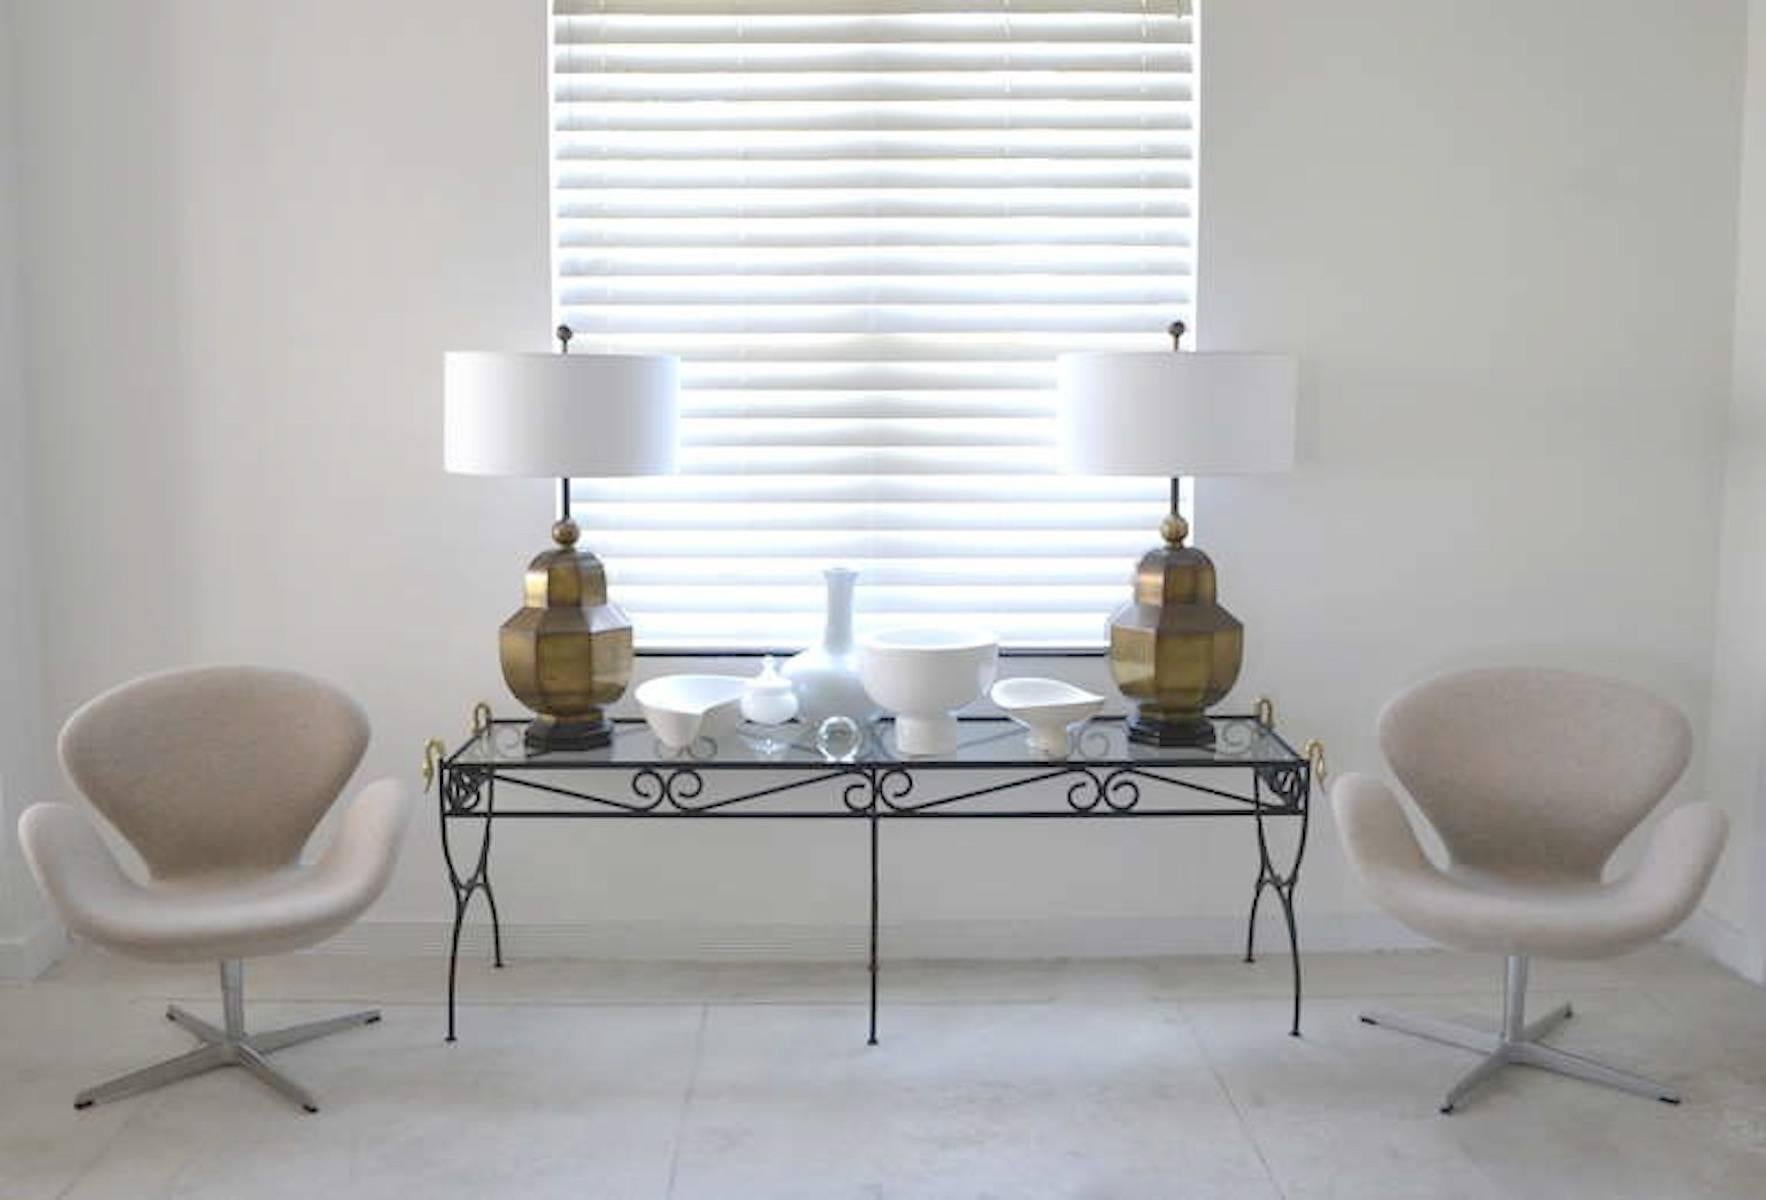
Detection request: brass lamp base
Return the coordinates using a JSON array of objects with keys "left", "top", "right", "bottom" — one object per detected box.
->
[
  {"left": 523, "top": 712, "right": 614, "bottom": 752},
  {"left": 499, "top": 516, "right": 634, "bottom": 755},
  {"left": 1108, "top": 506, "right": 1245, "bottom": 742},
  {"left": 1125, "top": 710, "right": 1218, "bottom": 748}
]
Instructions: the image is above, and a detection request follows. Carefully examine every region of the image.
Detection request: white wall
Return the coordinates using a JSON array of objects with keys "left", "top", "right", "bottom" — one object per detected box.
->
[
  {"left": 0, "top": 0, "right": 54, "bottom": 976},
  {"left": 1707, "top": 0, "right": 1766, "bottom": 981},
  {"left": 1200, "top": 0, "right": 1747, "bottom": 949},
  {"left": 4, "top": 0, "right": 1752, "bottom": 963}
]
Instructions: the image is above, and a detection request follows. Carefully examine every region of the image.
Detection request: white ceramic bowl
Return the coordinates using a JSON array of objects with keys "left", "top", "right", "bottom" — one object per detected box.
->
[
  {"left": 989, "top": 677, "right": 1105, "bottom": 756},
  {"left": 634, "top": 675, "right": 747, "bottom": 750},
  {"left": 858, "top": 627, "right": 999, "bottom": 756}
]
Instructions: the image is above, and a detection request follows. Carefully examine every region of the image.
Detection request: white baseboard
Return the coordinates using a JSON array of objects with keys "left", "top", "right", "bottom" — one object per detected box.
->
[
  {"left": 315, "top": 910, "right": 1438, "bottom": 962},
  {"left": 1670, "top": 907, "right": 1763, "bottom": 983},
  {"left": 23, "top": 909, "right": 1744, "bottom": 976},
  {"left": 0, "top": 919, "right": 68, "bottom": 980}
]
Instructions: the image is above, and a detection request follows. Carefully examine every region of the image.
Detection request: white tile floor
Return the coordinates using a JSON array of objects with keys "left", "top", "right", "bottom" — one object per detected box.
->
[{"left": 3, "top": 944, "right": 1764, "bottom": 1199}]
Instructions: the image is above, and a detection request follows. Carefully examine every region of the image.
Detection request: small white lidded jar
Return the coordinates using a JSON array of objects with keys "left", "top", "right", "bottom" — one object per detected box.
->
[{"left": 741, "top": 655, "right": 800, "bottom": 726}]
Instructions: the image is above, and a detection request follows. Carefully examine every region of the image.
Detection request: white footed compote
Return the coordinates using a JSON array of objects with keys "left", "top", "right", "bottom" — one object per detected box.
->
[
  {"left": 990, "top": 678, "right": 1105, "bottom": 757},
  {"left": 858, "top": 628, "right": 998, "bottom": 756},
  {"left": 635, "top": 675, "right": 746, "bottom": 751}
]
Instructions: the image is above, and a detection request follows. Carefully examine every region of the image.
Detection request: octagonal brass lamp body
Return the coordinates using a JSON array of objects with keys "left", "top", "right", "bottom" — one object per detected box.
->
[
  {"left": 1109, "top": 511, "right": 1244, "bottom": 747},
  {"left": 499, "top": 518, "right": 633, "bottom": 750}
]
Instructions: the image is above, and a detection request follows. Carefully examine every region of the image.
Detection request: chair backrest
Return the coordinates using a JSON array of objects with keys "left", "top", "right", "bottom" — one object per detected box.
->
[
  {"left": 1378, "top": 667, "right": 1690, "bottom": 882},
  {"left": 59, "top": 666, "right": 369, "bottom": 880}
]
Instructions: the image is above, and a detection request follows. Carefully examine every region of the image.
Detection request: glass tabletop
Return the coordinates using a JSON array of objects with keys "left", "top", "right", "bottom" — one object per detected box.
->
[{"left": 447, "top": 714, "right": 1306, "bottom": 772}]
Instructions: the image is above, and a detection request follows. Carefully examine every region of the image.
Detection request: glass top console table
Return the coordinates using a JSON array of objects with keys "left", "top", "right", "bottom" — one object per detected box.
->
[{"left": 424, "top": 700, "right": 1323, "bottom": 1045}]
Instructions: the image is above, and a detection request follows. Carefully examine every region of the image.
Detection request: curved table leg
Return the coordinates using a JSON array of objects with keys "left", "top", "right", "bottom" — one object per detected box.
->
[
  {"left": 1244, "top": 874, "right": 1266, "bottom": 964},
  {"left": 438, "top": 764, "right": 497, "bottom": 1043},
  {"left": 482, "top": 880, "right": 505, "bottom": 969},
  {"left": 445, "top": 890, "right": 469, "bottom": 1044},
  {"left": 482, "top": 772, "right": 505, "bottom": 969},
  {"left": 1276, "top": 871, "right": 1303, "bottom": 1037},
  {"left": 1248, "top": 764, "right": 1312, "bottom": 1036},
  {"left": 868, "top": 811, "right": 880, "bottom": 1046}
]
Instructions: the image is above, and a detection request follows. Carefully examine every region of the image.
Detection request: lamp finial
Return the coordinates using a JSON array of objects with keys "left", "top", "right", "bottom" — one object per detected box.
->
[
  {"left": 1159, "top": 511, "right": 1189, "bottom": 547},
  {"left": 1167, "top": 320, "right": 1187, "bottom": 351},
  {"left": 555, "top": 324, "right": 574, "bottom": 354}
]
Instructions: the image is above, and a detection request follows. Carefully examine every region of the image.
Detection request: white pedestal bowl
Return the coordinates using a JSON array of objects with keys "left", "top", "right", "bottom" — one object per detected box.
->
[{"left": 858, "top": 628, "right": 998, "bottom": 756}]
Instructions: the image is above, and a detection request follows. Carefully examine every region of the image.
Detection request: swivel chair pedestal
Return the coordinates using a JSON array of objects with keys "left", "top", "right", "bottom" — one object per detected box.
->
[
  {"left": 1360, "top": 954, "right": 1676, "bottom": 1113},
  {"left": 77, "top": 960, "right": 382, "bottom": 1113}
]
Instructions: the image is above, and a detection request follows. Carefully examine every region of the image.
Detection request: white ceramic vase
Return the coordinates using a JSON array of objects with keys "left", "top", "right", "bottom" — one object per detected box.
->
[{"left": 783, "top": 567, "right": 877, "bottom": 728}]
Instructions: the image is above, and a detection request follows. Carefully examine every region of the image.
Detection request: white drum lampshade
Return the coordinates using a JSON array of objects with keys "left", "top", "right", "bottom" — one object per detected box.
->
[
  {"left": 443, "top": 351, "right": 678, "bottom": 478},
  {"left": 1057, "top": 351, "right": 1297, "bottom": 477}
]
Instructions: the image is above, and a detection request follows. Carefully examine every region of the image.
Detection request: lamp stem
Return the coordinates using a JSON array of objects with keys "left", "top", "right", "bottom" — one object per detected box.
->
[
  {"left": 1160, "top": 476, "right": 1189, "bottom": 547},
  {"left": 550, "top": 328, "right": 579, "bottom": 532},
  {"left": 554, "top": 326, "right": 577, "bottom": 528}
]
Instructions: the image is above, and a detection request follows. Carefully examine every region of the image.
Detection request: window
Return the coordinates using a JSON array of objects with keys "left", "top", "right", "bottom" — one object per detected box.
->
[{"left": 550, "top": 0, "right": 1193, "bottom": 647}]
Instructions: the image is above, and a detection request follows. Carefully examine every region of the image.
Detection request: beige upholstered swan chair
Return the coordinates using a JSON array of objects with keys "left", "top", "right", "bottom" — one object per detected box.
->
[
  {"left": 18, "top": 666, "right": 410, "bottom": 1113},
  {"left": 1332, "top": 668, "right": 1726, "bottom": 1113}
]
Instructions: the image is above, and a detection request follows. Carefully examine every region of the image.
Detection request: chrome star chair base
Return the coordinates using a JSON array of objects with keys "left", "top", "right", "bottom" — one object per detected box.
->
[
  {"left": 1360, "top": 955, "right": 1678, "bottom": 1114},
  {"left": 76, "top": 960, "right": 380, "bottom": 1113}
]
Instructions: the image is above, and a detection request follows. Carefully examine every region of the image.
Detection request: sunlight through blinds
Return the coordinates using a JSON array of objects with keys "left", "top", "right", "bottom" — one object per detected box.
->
[{"left": 551, "top": 0, "right": 1190, "bottom": 647}]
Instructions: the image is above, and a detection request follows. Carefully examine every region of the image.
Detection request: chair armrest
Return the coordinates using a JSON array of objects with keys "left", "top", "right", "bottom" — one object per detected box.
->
[
  {"left": 16, "top": 803, "right": 146, "bottom": 936},
  {"left": 1613, "top": 802, "right": 1728, "bottom": 928},
  {"left": 1330, "top": 772, "right": 1445, "bottom": 895},
  {"left": 310, "top": 777, "right": 411, "bottom": 908}
]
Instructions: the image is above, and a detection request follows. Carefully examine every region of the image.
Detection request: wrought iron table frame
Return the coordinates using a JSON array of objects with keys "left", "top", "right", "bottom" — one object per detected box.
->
[{"left": 426, "top": 705, "right": 1320, "bottom": 1045}]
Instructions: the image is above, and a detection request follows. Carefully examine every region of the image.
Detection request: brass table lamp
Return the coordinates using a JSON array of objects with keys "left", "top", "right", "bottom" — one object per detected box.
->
[
  {"left": 444, "top": 332, "right": 678, "bottom": 750},
  {"left": 1058, "top": 323, "right": 1296, "bottom": 747}
]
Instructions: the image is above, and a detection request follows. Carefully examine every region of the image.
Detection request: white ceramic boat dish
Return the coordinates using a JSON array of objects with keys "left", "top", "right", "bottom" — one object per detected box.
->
[
  {"left": 858, "top": 627, "right": 999, "bottom": 756},
  {"left": 989, "top": 677, "right": 1106, "bottom": 756},
  {"left": 634, "top": 675, "right": 747, "bottom": 749}
]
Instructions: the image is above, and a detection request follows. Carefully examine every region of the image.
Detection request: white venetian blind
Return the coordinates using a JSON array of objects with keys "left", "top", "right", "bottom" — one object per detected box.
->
[{"left": 551, "top": 0, "right": 1191, "bottom": 647}]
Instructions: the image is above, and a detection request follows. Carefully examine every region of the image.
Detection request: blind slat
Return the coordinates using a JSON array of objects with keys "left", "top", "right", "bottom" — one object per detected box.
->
[
  {"left": 557, "top": 303, "right": 1188, "bottom": 334},
  {"left": 557, "top": 188, "right": 1191, "bottom": 219},
  {"left": 556, "top": 99, "right": 1193, "bottom": 132},
  {"left": 556, "top": 219, "right": 1191, "bottom": 247},
  {"left": 554, "top": 129, "right": 1191, "bottom": 158},
  {"left": 556, "top": 13, "right": 1190, "bottom": 44},
  {"left": 555, "top": 47, "right": 1192, "bottom": 74},
  {"left": 557, "top": 0, "right": 1190, "bottom": 15},
  {"left": 555, "top": 161, "right": 1192, "bottom": 190},
  {"left": 555, "top": 72, "right": 1191, "bottom": 102}
]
